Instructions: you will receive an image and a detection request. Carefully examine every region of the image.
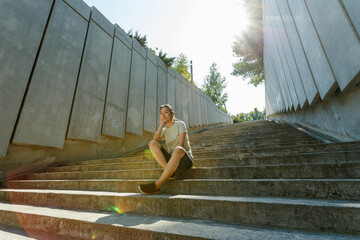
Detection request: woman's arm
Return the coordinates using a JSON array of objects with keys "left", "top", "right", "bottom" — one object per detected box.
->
[
  {"left": 153, "top": 122, "right": 165, "bottom": 141},
  {"left": 178, "top": 132, "right": 186, "bottom": 148}
]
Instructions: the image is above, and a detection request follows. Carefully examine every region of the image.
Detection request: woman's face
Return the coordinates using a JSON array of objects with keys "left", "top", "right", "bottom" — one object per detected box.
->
[{"left": 160, "top": 107, "right": 173, "bottom": 123}]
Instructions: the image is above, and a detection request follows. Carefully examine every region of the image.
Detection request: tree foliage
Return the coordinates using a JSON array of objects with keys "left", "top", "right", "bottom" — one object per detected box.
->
[
  {"left": 202, "top": 63, "right": 228, "bottom": 112},
  {"left": 231, "top": 0, "right": 264, "bottom": 87},
  {"left": 173, "top": 53, "right": 193, "bottom": 83},
  {"left": 158, "top": 50, "right": 175, "bottom": 67},
  {"left": 127, "top": 29, "right": 175, "bottom": 67},
  {"left": 231, "top": 107, "right": 265, "bottom": 123},
  {"left": 127, "top": 29, "right": 148, "bottom": 48}
]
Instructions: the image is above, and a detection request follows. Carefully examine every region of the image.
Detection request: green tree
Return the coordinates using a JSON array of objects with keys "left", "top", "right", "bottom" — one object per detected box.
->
[
  {"left": 231, "top": 107, "right": 265, "bottom": 123},
  {"left": 173, "top": 53, "right": 193, "bottom": 83},
  {"left": 126, "top": 29, "right": 175, "bottom": 67},
  {"left": 231, "top": 0, "right": 264, "bottom": 87},
  {"left": 202, "top": 63, "right": 228, "bottom": 112},
  {"left": 248, "top": 107, "right": 265, "bottom": 120},
  {"left": 127, "top": 29, "right": 148, "bottom": 48},
  {"left": 158, "top": 50, "right": 175, "bottom": 67}
]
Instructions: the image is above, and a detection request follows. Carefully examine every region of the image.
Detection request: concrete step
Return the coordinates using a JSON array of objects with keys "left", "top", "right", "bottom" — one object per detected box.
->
[
  {"left": 0, "top": 202, "right": 356, "bottom": 240},
  {"left": 0, "top": 224, "right": 63, "bottom": 240},
  {"left": 6, "top": 179, "right": 360, "bottom": 200},
  {"left": 23, "top": 162, "right": 360, "bottom": 180},
  {"left": 192, "top": 142, "right": 360, "bottom": 158},
  {"left": 0, "top": 190, "right": 359, "bottom": 234},
  {"left": 58, "top": 143, "right": 360, "bottom": 168},
  {"left": 42, "top": 151, "right": 360, "bottom": 173},
  {"left": 191, "top": 139, "right": 323, "bottom": 150}
]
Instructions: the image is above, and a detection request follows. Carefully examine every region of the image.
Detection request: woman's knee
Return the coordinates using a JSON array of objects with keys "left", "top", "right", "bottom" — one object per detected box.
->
[
  {"left": 173, "top": 147, "right": 185, "bottom": 157},
  {"left": 149, "top": 140, "right": 160, "bottom": 148}
]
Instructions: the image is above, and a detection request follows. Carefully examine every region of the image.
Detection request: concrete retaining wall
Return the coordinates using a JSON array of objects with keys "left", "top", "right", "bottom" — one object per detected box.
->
[
  {"left": 0, "top": 0, "right": 231, "bottom": 179},
  {"left": 264, "top": 0, "right": 360, "bottom": 140}
]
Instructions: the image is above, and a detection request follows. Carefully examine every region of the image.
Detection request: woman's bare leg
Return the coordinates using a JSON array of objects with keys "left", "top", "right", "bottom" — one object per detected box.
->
[
  {"left": 155, "top": 147, "right": 185, "bottom": 189},
  {"left": 148, "top": 140, "right": 167, "bottom": 168}
]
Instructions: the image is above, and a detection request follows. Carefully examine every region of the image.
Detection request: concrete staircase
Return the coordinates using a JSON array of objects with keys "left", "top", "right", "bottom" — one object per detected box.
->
[{"left": 0, "top": 120, "right": 359, "bottom": 239}]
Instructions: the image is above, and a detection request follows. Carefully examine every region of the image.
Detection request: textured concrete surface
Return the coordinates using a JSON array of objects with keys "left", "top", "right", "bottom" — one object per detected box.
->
[
  {"left": 263, "top": 3, "right": 292, "bottom": 112},
  {"left": 143, "top": 50, "right": 158, "bottom": 133},
  {"left": 67, "top": 8, "right": 113, "bottom": 142},
  {"left": 181, "top": 77, "right": 189, "bottom": 127},
  {"left": 156, "top": 57, "right": 167, "bottom": 127},
  {"left": 126, "top": 39, "right": 146, "bottom": 136},
  {"left": 0, "top": 0, "right": 52, "bottom": 157},
  {"left": 271, "top": 87, "right": 360, "bottom": 141},
  {"left": 1, "top": 203, "right": 356, "bottom": 240},
  {"left": 305, "top": 0, "right": 360, "bottom": 92},
  {"left": 102, "top": 25, "right": 132, "bottom": 139},
  {"left": 175, "top": 77, "right": 183, "bottom": 120},
  {"left": 13, "top": 0, "right": 90, "bottom": 148},
  {"left": 276, "top": 0, "right": 318, "bottom": 106},
  {"left": 166, "top": 69, "right": 175, "bottom": 108},
  {"left": 1, "top": 189, "right": 360, "bottom": 234},
  {"left": 268, "top": 2, "right": 299, "bottom": 110},
  {"left": 286, "top": 0, "right": 337, "bottom": 100},
  {"left": 270, "top": 0, "right": 307, "bottom": 109},
  {"left": 187, "top": 82, "right": 194, "bottom": 127},
  {"left": 343, "top": 0, "right": 360, "bottom": 36}
]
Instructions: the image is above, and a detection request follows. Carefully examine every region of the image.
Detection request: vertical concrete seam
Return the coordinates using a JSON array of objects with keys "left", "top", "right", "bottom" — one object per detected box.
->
[
  {"left": 303, "top": 0, "right": 338, "bottom": 98},
  {"left": 338, "top": 0, "right": 360, "bottom": 43},
  {"left": 142, "top": 56, "right": 148, "bottom": 132},
  {"left": 101, "top": 27, "right": 116, "bottom": 135},
  {"left": 285, "top": 0, "right": 319, "bottom": 104},
  {"left": 65, "top": 8, "right": 92, "bottom": 139},
  {"left": 10, "top": 0, "right": 56, "bottom": 144},
  {"left": 124, "top": 40, "right": 134, "bottom": 134}
]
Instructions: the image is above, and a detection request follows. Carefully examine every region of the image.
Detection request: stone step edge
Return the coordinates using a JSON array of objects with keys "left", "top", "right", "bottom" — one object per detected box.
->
[
  {"left": 29, "top": 162, "right": 360, "bottom": 175},
  {"left": 1, "top": 190, "right": 360, "bottom": 234},
  {"left": 1, "top": 189, "right": 359, "bottom": 208},
  {"left": 1, "top": 202, "right": 356, "bottom": 240},
  {"left": 0, "top": 202, "right": 206, "bottom": 240},
  {"left": 62, "top": 150, "right": 360, "bottom": 166},
  {"left": 56, "top": 151, "right": 360, "bottom": 169},
  {"left": 7, "top": 178, "right": 360, "bottom": 183}
]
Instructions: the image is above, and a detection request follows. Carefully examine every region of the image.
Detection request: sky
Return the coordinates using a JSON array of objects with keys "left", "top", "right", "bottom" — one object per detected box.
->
[{"left": 82, "top": 0, "right": 265, "bottom": 115}]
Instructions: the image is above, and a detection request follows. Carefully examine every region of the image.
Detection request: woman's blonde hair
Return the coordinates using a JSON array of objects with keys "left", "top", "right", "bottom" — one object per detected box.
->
[{"left": 160, "top": 104, "right": 179, "bottom": 121}]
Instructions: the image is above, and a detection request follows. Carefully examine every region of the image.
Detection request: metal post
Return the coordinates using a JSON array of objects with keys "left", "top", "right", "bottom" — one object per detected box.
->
[{"left": 190, "top": 60, "right": 193, "bottom": 83}]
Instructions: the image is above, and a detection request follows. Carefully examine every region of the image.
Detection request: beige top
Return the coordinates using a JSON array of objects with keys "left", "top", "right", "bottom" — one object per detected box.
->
[{"left": 161, "top": 120, "right": 192, "bottom": 157}]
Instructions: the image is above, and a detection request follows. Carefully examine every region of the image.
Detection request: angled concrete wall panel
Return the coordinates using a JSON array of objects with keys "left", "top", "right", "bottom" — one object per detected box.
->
[
  {"left": 342, "top": 0, "right": 360, "bottom": 36},
  {"left": 271, "top": 1, "right": 307, "bottom": 109},
  {"left": 13, "top": 0, "right": 90, "bottom": 148},
  {"left": 102, "top": 25, "right": 132, "bottom": 139},
  {"left": 268, "top": 2, "right": 299, "bottom": 110},
  {"left": 68, "top": 7, "right": 113, "bottom": 142},
  {"left": 305, "top": 0, "right": 360, "bottom": 92},
  {"left": 181, "top": 78, "right": 189, "bottom": 127},
  {"left": 157, "top": 58, "right": 167, "bottom": 127},
  {"left": 167, "top": 70, "right": 175, "bottom": 108},
  {"left": 187, "top": 83, "right": 194, "bottom": 128},
  {"left": 276, "top": 0, "right": 318, "bottom": 106},
  {"left": 0, "top": 0, "right": 52, "bottom": 156},
  {"left": 287, "top": 0, "right": 337, "bottom": 100},
  {"left": 144, "top": 50, "right": 158, "bottom": 133},
  {"left": 175, "top": 77, "right": 183, "bottom": 121},
  {"left": 126, "top": 39, "right": 146, "bottom": 136}
]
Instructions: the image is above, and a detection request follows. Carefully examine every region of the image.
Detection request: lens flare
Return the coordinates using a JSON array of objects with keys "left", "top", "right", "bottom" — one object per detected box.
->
[
  {"left": 107, "top": 204, "right": 125, "bottom": 214},
  {"left": 144, "top": 148, "right": 153, "bottom": 159}
]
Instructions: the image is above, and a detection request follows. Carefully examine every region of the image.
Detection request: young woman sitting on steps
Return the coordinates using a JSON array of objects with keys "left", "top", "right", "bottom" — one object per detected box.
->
[{"left": 139, "top": 104, "right": 193, "bottom": 194}]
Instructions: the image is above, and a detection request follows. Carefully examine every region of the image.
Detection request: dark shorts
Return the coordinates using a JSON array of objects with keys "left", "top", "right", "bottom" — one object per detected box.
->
[{"left": 160, "top": 146, "right": 193, "bottom": 169}]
